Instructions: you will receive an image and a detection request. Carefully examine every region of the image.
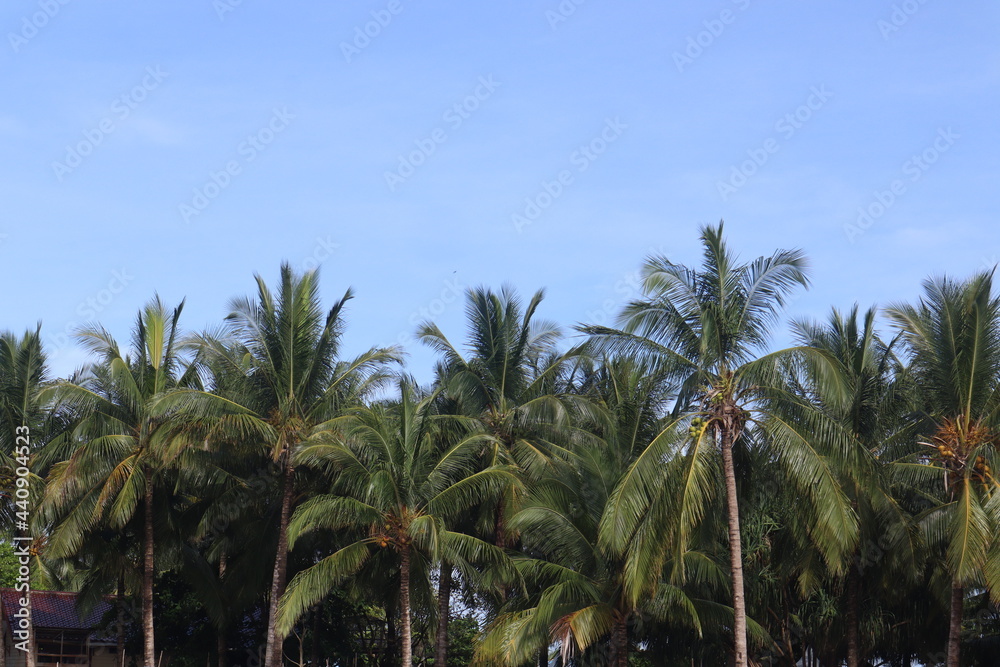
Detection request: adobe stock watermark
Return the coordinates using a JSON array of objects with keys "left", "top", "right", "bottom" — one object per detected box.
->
[
  {"left": 582, "top": 245, "right": 667, "bottom": 327},
  {"left": 340, "top": 0, "right": 405, "bottom": 63},
  {"left": 178, "top": 107, "right": 294, "bottom": 223},
  {"left": 384, "top": 75, "right": 501, "bottom": 192},
  {"left": 511, "top": 117, "right": 627, "bottom": 234},
  {"left": 47, "top": 268, "right": 135, "bottom": 360},
  {"left": 393, "top": 275, "right": 464, "bottom": 348},
  {"left": 8, "top": 0, "right": 72, "bottom": 53},
  {"left": 673, "top": 0, "right": 752, "bottom": 73},
  {"left": 878, "top": 0, "right": 930, "bottom": 40},
  {"left": 717, "top": 85, "right": 833, "bottom": 201},
  {"left": 584, "top": 269, "right": 642, "bottom": 328},
  {"left": 843, "top": 127, "right": 958, "bottom": 244},
  {"left": 545, "top": 0, "right": 586, "bottom": 30},
  {"left": 297, "top": 236, "right": 340, "bottom": 273},
  {"left": 11, "top": 537, "right": 33, "bottom": 653},
  {"left": 213, "top": 0, "right": 247, "bottom": 21},
  {"left": 51, "top": 66, "right": 169, "bottom": 182}
]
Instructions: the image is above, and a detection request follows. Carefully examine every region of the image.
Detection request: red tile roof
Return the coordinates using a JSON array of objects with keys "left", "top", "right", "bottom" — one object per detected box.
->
[{"left": 0, "top": 589, "right": 114, "bottom": 637}]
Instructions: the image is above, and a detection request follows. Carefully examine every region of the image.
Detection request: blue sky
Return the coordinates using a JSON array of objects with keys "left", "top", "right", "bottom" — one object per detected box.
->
[{"left": 2, "top": 0, "right": 998, "bottom": 380}]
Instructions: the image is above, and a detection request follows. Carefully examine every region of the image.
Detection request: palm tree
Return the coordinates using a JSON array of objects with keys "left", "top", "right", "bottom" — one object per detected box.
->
[
  {"left": 418, "top": 286, "right": 596, "bottom": 664},
  {"left": 791, "top": 305, "right": 922, "bottom": 666},
  {"left": 418, "top": 286, "right": 592, "bottom": 550},
  {"left": 0, "top": 326, "right": 51, "bottom": 667},
  {"left": 38, "top": 297, "right": 190, "bottom": 667},
  {"left": 277, "top": 380, "right": 513, "bottom": 665},
  {"left": 581, "top": 223, "right": 858, "bottom": 666},
  {"left": 171, "top": 263, "right": 399, "bottom": 667},
  {"left": 478, "top": 358, "right": 719, "bottom": 666},
  {"left": 40, "top": 528, "right": 142, "bottom": 667},
  {"left": 171, "top": 446, "right": 275, "bottom": 667},
  {"left": 0, "top": 327, "right": 50, "bottom": 536},
  {"left": 0, "top": 326, "right": 49, "bottom": 473},
  {"left": 170, "top": 319, "right": 286, "bottom": 667},
  {"left": 886, "top": 271, "right": 1000, "bottom": 667}
]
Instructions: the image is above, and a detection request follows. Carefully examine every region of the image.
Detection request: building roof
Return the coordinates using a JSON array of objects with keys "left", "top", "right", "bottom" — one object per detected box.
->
[{"left": 0, "top": 589, "right": 115, "bottom": 640}]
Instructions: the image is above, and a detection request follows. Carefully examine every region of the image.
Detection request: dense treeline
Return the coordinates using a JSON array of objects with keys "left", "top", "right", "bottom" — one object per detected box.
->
[{"left": 2, "top": 223, "right": 1000, "bottom": 667}]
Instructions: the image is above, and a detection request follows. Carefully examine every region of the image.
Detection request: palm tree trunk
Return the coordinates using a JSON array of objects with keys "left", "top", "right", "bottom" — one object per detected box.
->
[
  {"left": 310, "top": 607, "right": 320, "bottom": 667},
  {"left": 218, "top": 552, "right": 228, "bottom": 667},
  {"left": 719, "top": 424, "right": 748, "bottom": 667},
  {"left": 384, "top": 613, "right": 398, "bottom": 667},
  {"left": 947, "top": 580, "right": 963, "bottom": 667},
  {"left": 611, "top": 614, "right": 628, "bottom": 667},
  {"left": 24, "top": 589, "right": 34, "bottom": 667},
  {"left": 434, "top": 565, "right": 451, "bottom": 666},
  {"left": 265, "top": 457, "right": 296, "bottom": 667},
  {"left": 494, "top": 497, "right": 507, "bottom": 550},
  {"left": 780, "top": 619, "right": 795, "bottom": 667},
  {"left": 118, "top": 573, "right": 127, "bottom": 667},
  {"left": 846, "top": 564, "right": 860, "bottom": 667},
  {"left": 217, "top": 626, "right": 228, "bottom": 667},
  {"left": 143, "top": 467, "right": 156, "bottom": 667},
  {"left": 400, "top": 545, "right": 413, "bottom": 667}
]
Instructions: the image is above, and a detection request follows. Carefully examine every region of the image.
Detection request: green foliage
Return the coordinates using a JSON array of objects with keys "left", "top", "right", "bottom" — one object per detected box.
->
[
  {"left": 6, "top": 245, "right": 1000, "bottom": 667},
  {"left": 444, "top": 615, "right": 477, "bottom": 667},
  {"left": 0, "top": 540, "right": 20, "bottom": 587},
  {"left": 152, "top": 572, "right": 215, "bottom": 667}
]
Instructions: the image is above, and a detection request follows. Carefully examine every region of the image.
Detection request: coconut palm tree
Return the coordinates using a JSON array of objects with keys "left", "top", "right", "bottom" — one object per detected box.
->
[
  {"left": 791, "top": 305, "right": 923, "bottom": 666},
  {"left": 168, "top": 263, "right": 399, "bottom": 667},
  {"left": 168, "top": 321, "right": 286, "bottom": 667},
  {"left": 886, "top": 271, "right": 1000, "bottom": 667},
  {"left": 276, "top": 380, "right": 514, "bottom": 665},
  {"left": 38, "top": 297, "right": 191, "bottom": 667},
  {"left": 581, "top": 223, "right": 858, "bottom": 666},
  {"left": 171, "top": 445, "right": 277, "bottom": 667},
  {"left": 0, "top": 326, "right": 53, "bottom": 667},
  {"left": 418, "top": 286, "right": 600, "bottom": 666},
  {"left": 0, "top": 326, "right": 49, "bottom": 466},
  {"left": 418, "top": 285, "right": 595, "bottom": 563},
  {"left": 478, "top": 358, "right": 724, "bottom": 666},
  {"left": 0, "top": 327, "right": 51, "bottom": 540},
  {"left": 418, "top": 285, "right": 586, "bottom": 475},
  {"left": 37, "top": 526, "right": 142, "bottom": 667}
]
